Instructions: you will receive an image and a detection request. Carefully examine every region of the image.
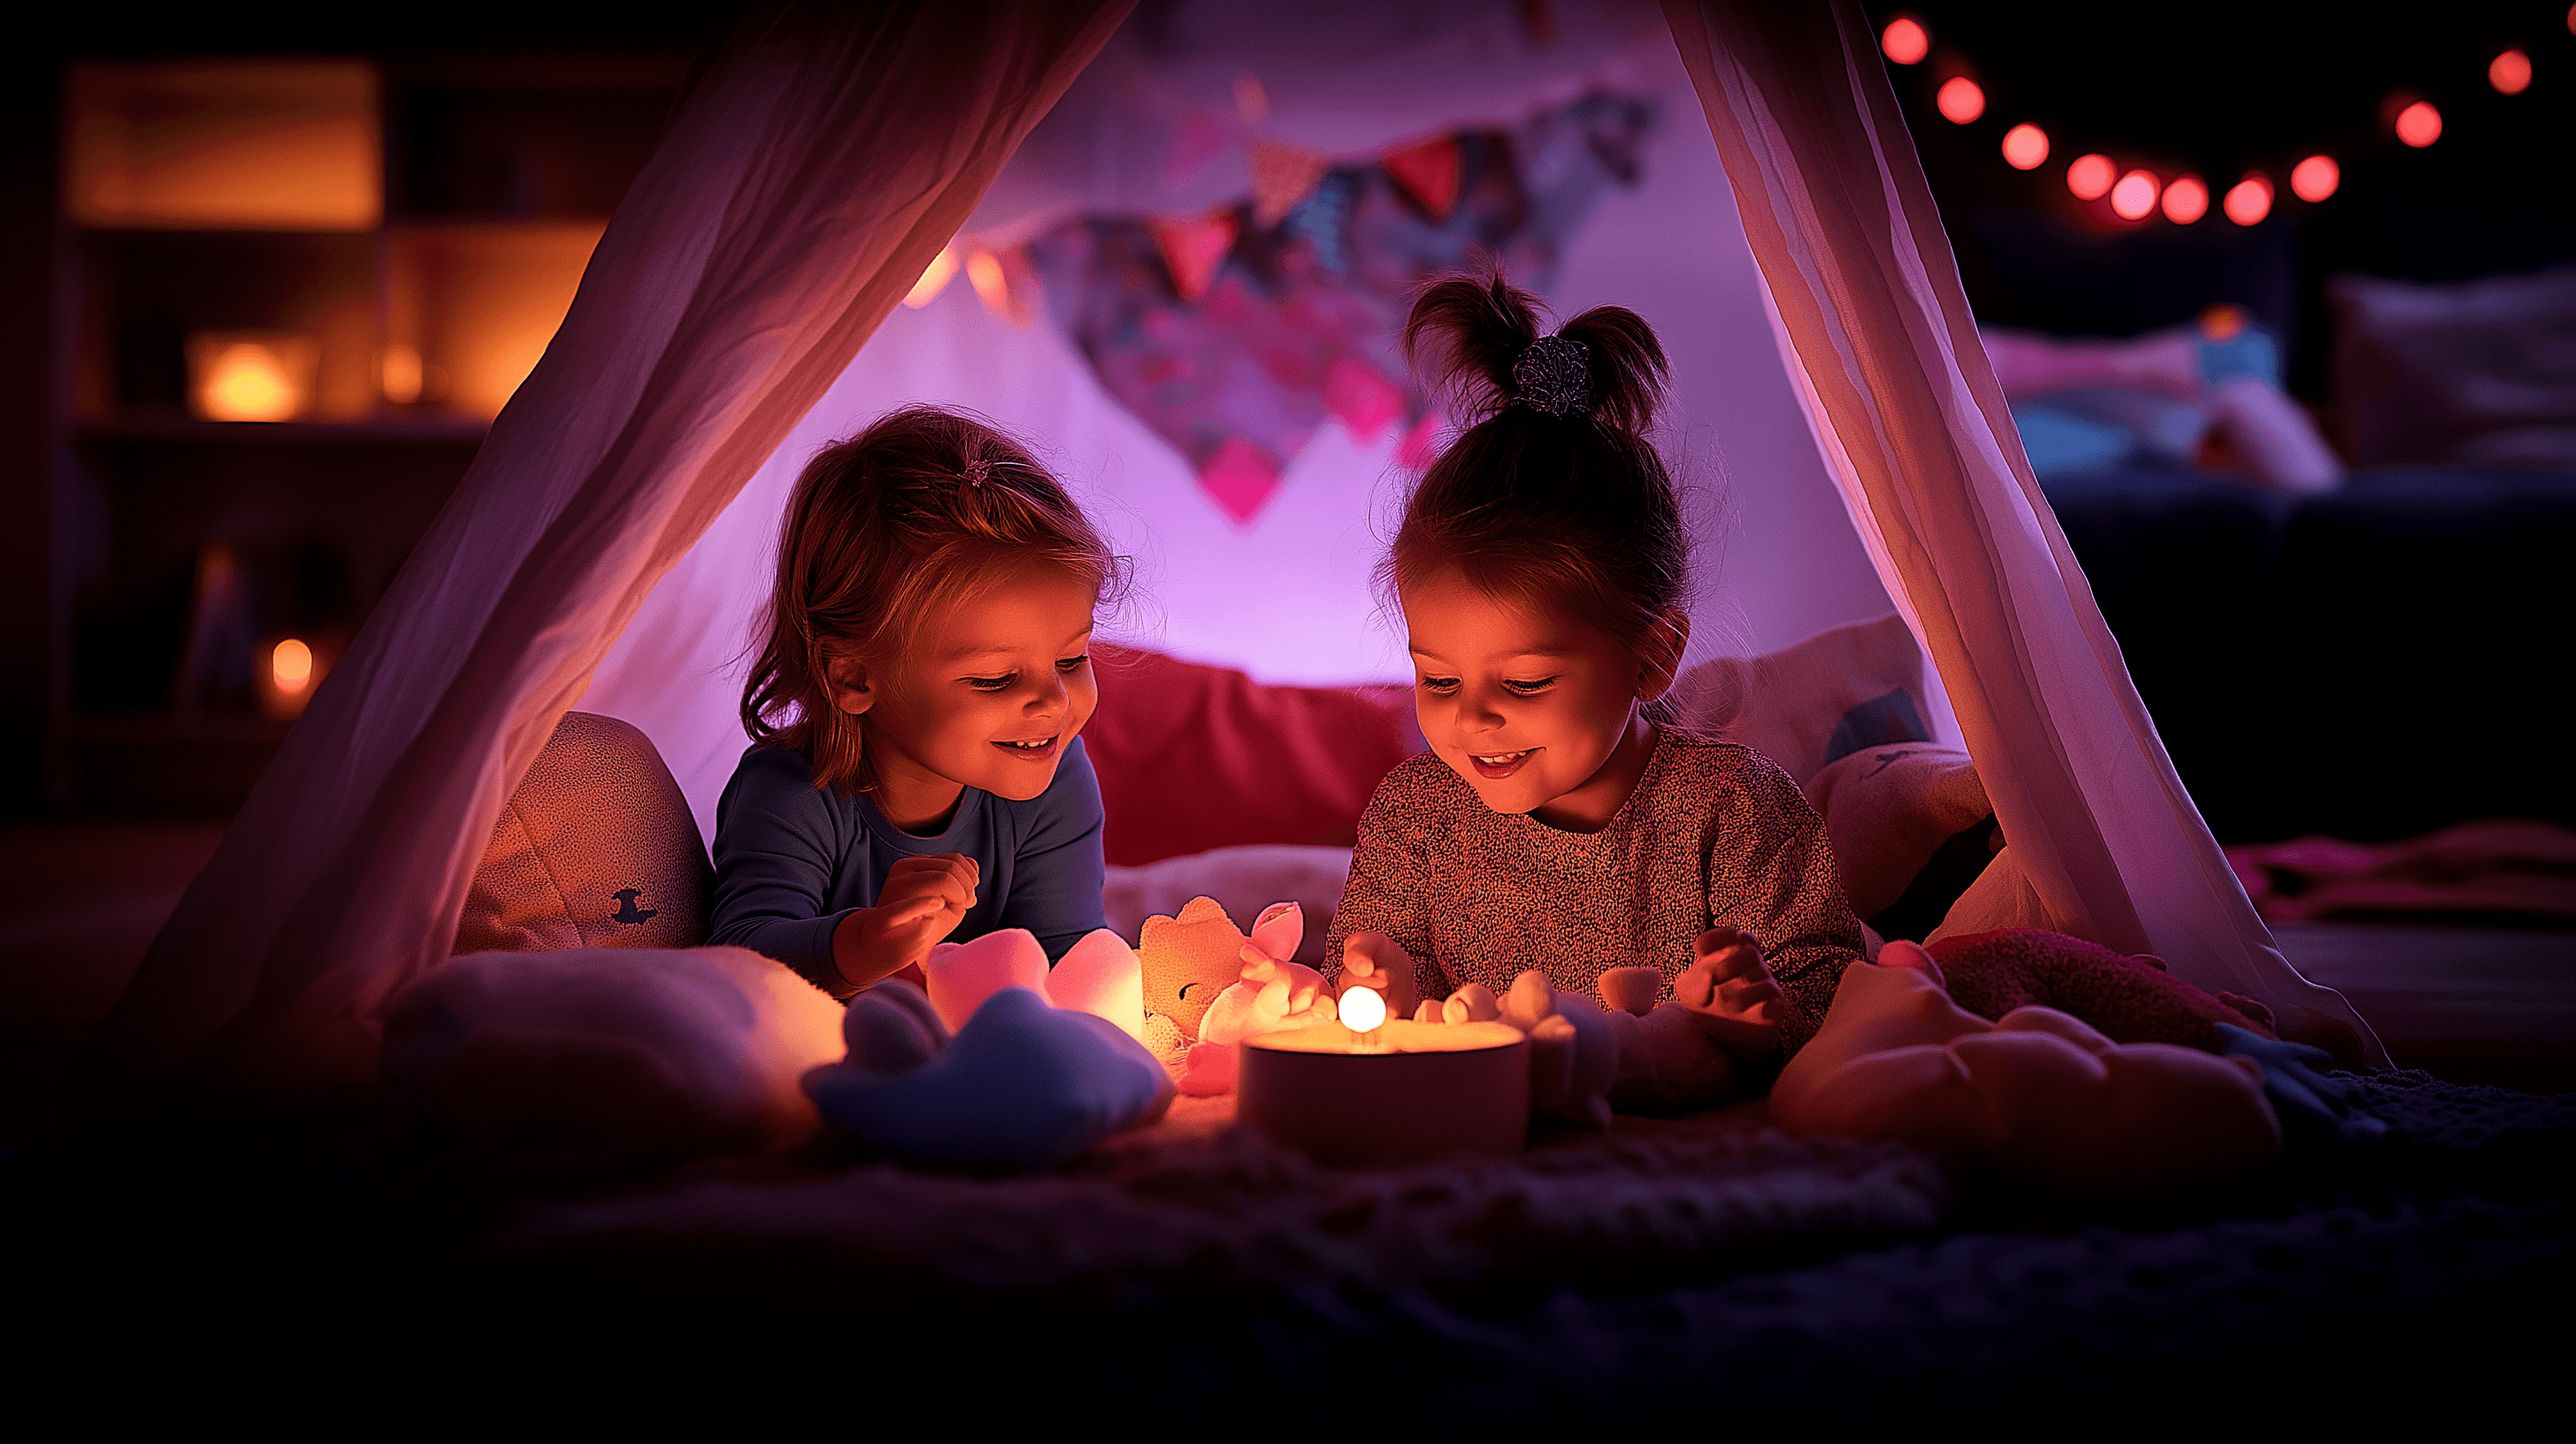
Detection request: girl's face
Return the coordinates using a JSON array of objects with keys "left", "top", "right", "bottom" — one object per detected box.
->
[
  {"left": 832, "top": 565, "right": 1099, "bottom": 833},
  {"left": 1401, "top": 570, "right": 1678, "bottom": 831}
]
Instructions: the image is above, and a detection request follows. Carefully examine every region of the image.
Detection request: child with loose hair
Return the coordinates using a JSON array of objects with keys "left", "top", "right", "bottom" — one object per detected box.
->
[{"left": 711, "top": 406, "right": 1123, "bottom": 997}]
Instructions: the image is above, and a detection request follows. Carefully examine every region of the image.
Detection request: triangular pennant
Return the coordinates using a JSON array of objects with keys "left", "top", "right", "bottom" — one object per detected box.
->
[
  {"left": 1149, "top": 211, "right": 1240, "bottom": 304},
  {"left": 1382, "top": 134, "right": 1463, "bottom": 222},
  {"left": 1197, "top": 435, "right": 1283, "bottom": 526},
  {"left": 1249, "top": 142, "right": 1330, "bottom": 228},
  {"left": 1322, "top": 357, "right": 1405, "bottom": 444}
]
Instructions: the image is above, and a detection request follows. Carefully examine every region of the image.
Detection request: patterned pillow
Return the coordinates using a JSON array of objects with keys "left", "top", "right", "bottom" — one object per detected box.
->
[{"left": 453, "top": 711, "right": 712, "bottom": 956}]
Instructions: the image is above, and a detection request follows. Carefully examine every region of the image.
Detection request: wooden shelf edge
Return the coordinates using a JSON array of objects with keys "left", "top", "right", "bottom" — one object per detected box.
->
[{"left": 74, "top": 416, "right": 490, "bottom": 445}]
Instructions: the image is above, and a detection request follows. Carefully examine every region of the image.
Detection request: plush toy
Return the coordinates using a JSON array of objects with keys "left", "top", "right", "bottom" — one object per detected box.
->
[
  {"left": 800, "top": 926, "right": 1174, "bottom": 1169},
  {"left": 1134, "top": 895, "right": 1335, "bottom": 1095}
]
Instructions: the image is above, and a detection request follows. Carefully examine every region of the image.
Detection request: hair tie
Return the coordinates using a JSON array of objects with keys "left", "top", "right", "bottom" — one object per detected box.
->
[
  {"left": 1512, "top": 334, "right": 1591, "bottom": 419},
  {"left": 963, "top": 458, "right": 992, "bottom": 487}
]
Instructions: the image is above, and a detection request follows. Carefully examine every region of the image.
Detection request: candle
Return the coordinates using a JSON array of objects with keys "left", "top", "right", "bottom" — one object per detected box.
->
[{"left": 1234, "top": 995, "right": 1529, "bottom": 1166}]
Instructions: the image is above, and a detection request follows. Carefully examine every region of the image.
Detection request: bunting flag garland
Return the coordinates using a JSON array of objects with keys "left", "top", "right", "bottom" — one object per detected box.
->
[
  {"left": 1250, "top": 141, "right": 1333, "bottom": 227},
  {"left": 1148, "top": 211, "right": 1242, "bottom": 304},
  {"left": 1381, "top": 134, "right": 1466, "bottom": 222},
  {"left": 1025, "top": 91, "right": 1657, "bottom": 528}
]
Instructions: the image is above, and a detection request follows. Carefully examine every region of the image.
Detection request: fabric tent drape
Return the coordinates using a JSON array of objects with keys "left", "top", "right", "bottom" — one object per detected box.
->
[
  {"left": 1662, "top": 0, "right": 2379, "bottom": 1056},
  {"left": 82, "top": 1, "right": 1135, "bottom": 1095}
]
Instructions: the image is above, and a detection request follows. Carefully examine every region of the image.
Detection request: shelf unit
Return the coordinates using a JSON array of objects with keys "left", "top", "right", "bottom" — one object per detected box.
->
[{"left": 40, "top": 51, "right": 688, "bottom": 814}]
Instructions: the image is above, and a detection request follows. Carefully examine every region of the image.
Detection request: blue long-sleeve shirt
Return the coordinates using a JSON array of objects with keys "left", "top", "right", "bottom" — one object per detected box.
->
[{"left": 708, "top": 737, "right": 1108, "bottom": 995}]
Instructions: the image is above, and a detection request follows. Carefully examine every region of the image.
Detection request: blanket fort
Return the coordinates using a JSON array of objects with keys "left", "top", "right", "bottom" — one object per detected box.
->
[{"left": 85, "top": 0, "right": 2373, "bottom": 1096}]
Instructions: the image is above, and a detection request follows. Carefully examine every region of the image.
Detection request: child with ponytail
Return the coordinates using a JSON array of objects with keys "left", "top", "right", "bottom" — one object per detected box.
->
[
  {"left": 710, "top": 407, "right": 1121, "bottom": 998},
  {"left": 1328, "top": 273, "right": 2335, "bottom": 1170}
]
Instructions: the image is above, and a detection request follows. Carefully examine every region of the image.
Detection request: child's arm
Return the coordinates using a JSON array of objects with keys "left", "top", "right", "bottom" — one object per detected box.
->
[
  {"left": 996, "top": 735, "right": 1110, "bottom": 958},
  {"left": 1323, "top": 791, "right": 1441, "bottom": 1017},
  {"left": 1706, "top": 758, "right": 1869, "bottom": 1057},
  {"left": 709, "top": 747, "right": 976, "bottom": 996}
]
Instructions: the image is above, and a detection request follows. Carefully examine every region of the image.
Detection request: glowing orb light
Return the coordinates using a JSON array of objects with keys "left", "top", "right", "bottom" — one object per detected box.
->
[
  {"left": 2110, "top": 169, "right": 2161, "bottom": 220},
  {"left": 272, "top": 638, "right": 315, "bottom": 695},
  {"left": 2290, "top": 154, "right": 2340, "bottom": 203},
  {"left": 2395, "top": 100, "right": 2442, "bottom": 148},
  {"left": 2223, "top": 174, "right": 2274, "bottom": 227},
  {"left": 1882, "top": 18, "right": 1929, "bottom": 65},
  {"left": 2066, "top": 152, "right": 2117, "bottom": 200},
  {"left": 2001, "top": 123, "right": 2050, "bottom": 170},
  {"left": 1339, "top": 984, "right": 1387, "bottom": 1033},
  {"left": 380, "top": 344, "right": 423, "bottom": 405},
  {"left": 196, "top": 340, "right": 308, "bottom": 421},
  {"left": 1936, "top": 76, "right": 1985, "bottom": 124},
  {"left": 2162, "top": 174, "right": 2209, "bottom": 225},
  {"left": 2490, "top": 49, "right": 2532, "bottom": 95}
]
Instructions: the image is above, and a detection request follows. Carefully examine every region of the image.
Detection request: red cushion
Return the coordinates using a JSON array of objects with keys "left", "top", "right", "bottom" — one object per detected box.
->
[{"left": 1084, "top": 646, "right": 1417, "bottom": 866}]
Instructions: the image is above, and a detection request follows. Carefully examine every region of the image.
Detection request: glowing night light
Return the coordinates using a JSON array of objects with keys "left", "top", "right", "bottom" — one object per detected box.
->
[
  {"left": 2110, "top": 169, "right": 2161, "bottom": 220},
  {"left": 2290, "top": 154, "right": 2340, "bottom": 203},
  {"left": 2162, "top": 174, "right": 2209, "bottom": 225},
  {"left": 2066, "top": 153, "right": 2116, "bottom": 200},
  {"left": 2490, "top": 49, "right": 2532, "bottom": 95},
  {"left": 2223, "top": 174, "right": 2274, "bottom": 227},
  {"left": 380, "top": 344, "right": 423, "bottom": 405},
  {"left": 272, "top": 638, "right": 315, "bottom": 695},
  {"left": 2001, "top": 123, "right": 2050, "bottom": 170},
  {"left": 1936, "top": 76, "right": 1985, "bottom": 124},
  {"left": 1339, "top": 983, "right": 1387, "bottom": 1034},
  {"left": 2395, "top": 100, "right": 2442, "bottom": 148},
  {"left": 904, "top": 247, "right": 959, "bottom": 308},
  {"left": 1882, "top": 18, "right": 1929, "bottom": 65}
]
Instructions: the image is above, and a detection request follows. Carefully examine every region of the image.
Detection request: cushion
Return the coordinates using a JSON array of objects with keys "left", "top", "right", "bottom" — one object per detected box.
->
[
  {"left": 1666, "top": 612, "right": 1936, "bottom": 789},
  {"left": 2327, "top": 262, "right": 2576, "bottom": 469},
  {"left": 453, "top": 711, "right": 713, "bottom": 956},
  {"left": 1806, "top": 742, "right": 1996, "bottom": 936},
  {"left": 1101, "top": 843, "right": 1354, "bottom": 966},
  {"left": 1083, "top": 645, "right": 1420, "bottom": 866}
]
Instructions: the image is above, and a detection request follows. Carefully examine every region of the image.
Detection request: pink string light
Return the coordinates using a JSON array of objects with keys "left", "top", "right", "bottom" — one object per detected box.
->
[
  {"left": 2489, "top": 50, "right": 2532, "bottom": 96},
  {"left": 1936, "top": 76, "right": 1985, "bottom": 124},
  {"left": 2001, "top": 123, "right": 2050, "bottom": 170},
  {"left": 2395, "top": 100, "right": 2443, "bottom": 148},
  {"left": 2290, "top": 154, "right": 2340, "bottom": 203},
  {"left": 1882, "top": 17, "right": 1929, "bottom": 65},
  {"left": 2066, "top": 153, "right": 2116, "bottom": 200},
  {"left": 2110, "top": 169, "right": 2161, "bottom": 220},
  {"left": 2162, "top": 174, "right": 2209, "bottom": 225},
  {"left": 2222, "top": 174, "right": 2273, "bottom": 227}
]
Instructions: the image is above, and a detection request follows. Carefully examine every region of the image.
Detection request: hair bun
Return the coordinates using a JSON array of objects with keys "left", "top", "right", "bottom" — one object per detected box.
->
[
  {"left": 1405, "top": 265, "right": 1668, "bottom": 440},
  {"left": 1511, "top": 334, "right": 1592, "bottom": 418}
]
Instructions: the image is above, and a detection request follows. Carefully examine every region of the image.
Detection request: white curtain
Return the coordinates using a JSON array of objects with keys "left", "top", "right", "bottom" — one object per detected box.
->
[
  {"left": 85, "top": 2, "right": 1134, "bottom": 1094},
  {"left": 1662, "top": 0, "right": 2379, "bottom": 1056}
]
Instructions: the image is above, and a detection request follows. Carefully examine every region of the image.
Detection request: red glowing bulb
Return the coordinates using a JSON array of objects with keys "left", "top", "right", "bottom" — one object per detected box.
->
[
  {"left": 1882, "top": 17, "right": 1929, "bottom": 65},
  {"left": 2000, "top": 123, "right": 2050, "bottom": 170},
  {"left": 2066, "top": 152, "right": 2116, "bottom": 200},
  {"left": 2289, "top": 154, "right": 2340, "bottom": 203},
  {"left": 2162, "top": 174, "right": 2209, "bottom": 225},
  {"left": 2223, "top": 174, "right": 2273, "bottom": 227},
  {"left": 2489, "top": 50, "right": 2532, "bottom": 96},
  {"left": 2395, "top": 100, "right": 2442, "bottom": 148},
  {"left": 2110, "top": 169, "right": 2160, "bottom": 220},
  {"left": 1936, "top": 76, "right": 1985, "bottom": 124}
]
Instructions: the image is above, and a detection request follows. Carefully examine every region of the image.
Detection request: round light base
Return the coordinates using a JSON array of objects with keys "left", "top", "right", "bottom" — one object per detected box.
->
[{"left": 1237, "top": 1018, "right": 1529, "bottom": 1166}]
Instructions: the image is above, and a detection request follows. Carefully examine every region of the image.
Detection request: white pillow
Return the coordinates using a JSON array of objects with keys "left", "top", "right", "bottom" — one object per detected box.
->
[{"left": 1101, "top": 844, "right": 1353, "bottom": 964}]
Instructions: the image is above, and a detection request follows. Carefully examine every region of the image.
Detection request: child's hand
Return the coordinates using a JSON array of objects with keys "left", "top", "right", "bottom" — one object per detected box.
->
[
  {"left": 1337, "top": 932, "right": 1421, "bottom": 1022},
  {"left": 1675, "top": 926, "right": 1783, "bottom": 1063},
  {"left": 834, "top": 853, "right": 979, "bottom": 987}
]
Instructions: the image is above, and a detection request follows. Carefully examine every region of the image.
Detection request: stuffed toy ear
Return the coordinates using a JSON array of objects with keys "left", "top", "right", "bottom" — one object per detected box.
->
[
  {"left": 1249, "top": 901, "right": 1303, "bottom": 962},
  {"left": 922, "top": 928, "right": 1051, "bottom": 1033}
]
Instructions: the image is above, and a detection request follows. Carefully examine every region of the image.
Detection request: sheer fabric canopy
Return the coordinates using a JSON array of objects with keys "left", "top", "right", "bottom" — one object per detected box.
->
[{"left": 88, "top": 0, "right": 2373, "bottom": 1095}]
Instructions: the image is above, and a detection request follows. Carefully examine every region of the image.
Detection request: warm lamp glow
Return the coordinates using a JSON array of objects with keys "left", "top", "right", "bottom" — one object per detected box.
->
[
  {"left": 2110, "top": 169, "right": 2161, "bottom": 220},
  {"left": 2066, "top": 153, "right": 2116, "bottom": 200},
  {"left": 2395, "top": 100, "right": 2442, "bottom": 148},
  {"left": 966, "top": 250, "right": 1008, "bottom": 312},
  {"left": 189, "top": 334, "right": 317, "bottom": 421},
  {"left": 272, "top": 638, "right": 315, "bottom": 695},
  {"left": 66, "top": 60, "right": 381, "bottom": 230},
  {"left": 2223, "top": 174, "right": 2274, "bottom": 227},
  {"left": 380, "top": 344, "right": 423, "bottom": 405},
  {"left": 905, "top": 247, "right": 959, "bottom": 309},
  {"left": 1339, "top": 984, "right": 1387, "bottom": 1033},
  {"left": 1936, "top": 77, "right": 1985, "bottom": 124},
  {"left": 2162, "top": 174, "right": 2209, "bottom": 225},
  {"left": 2290, "top": 154, "right": 2340, "bottom": 203},
  {"left": 387, "top": 222, "right": 602, "bottom": 419},
  {"left": 2001, "top": 123, "right": 2050, "bottom": 170},
  {"left": 2490, "top": 49, "right": 2533, "bottom": 95},
  {"left": 1882, "top": 17, "right": 1929, "bottom": 65}
]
